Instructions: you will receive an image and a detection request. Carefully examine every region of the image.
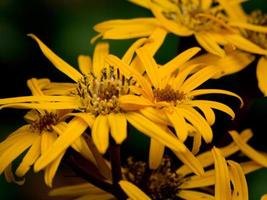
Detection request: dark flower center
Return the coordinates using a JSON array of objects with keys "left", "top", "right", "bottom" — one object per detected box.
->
[{"left": 30, "top": 111, "right": 59, "bottom": 133}]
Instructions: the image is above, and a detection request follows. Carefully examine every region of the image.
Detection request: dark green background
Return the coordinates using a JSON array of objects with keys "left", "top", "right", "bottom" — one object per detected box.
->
[{"left": 0, "top": 0, "right": 267, "bottom": 199}]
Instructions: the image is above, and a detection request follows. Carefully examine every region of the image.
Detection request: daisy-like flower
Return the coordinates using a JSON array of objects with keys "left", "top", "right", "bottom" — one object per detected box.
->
[
  {"left": 0, "top": 32, "right": 187, "bottom": 175},
  {"left": 93, "top": 0, "right": 267, "bottom": 57},
  {"left": 0, "top": 78, "right": 95, "bottom": 187},
  {"left": 218, "top": 0, "right": 267, "bottom": 96},
  {"left": 49, "top": 129, "right": 265, "bottom": 200},
  {"left": 106, "top": 45, "right": 243, "bottom": 145}
]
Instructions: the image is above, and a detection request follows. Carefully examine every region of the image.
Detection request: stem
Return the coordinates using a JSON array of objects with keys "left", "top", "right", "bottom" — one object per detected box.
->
[{"left": 109, "top": 141, "right": 127, "bottom": 200}]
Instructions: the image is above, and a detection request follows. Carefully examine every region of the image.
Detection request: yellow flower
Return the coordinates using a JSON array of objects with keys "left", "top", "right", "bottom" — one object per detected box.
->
[
  {"left": 0, "top": 78, "right": 95, "bottom": 187},
  {"left": 0, "top": 33, "right": 187, "bottom": 174},
  {"left": 218, "top": 0, "right": 267, "bottom": 96},
  {"left": 93, "top": 0, "right": 267, "bottom": 57},
  {"left": 49, "top": 129, "right": 264, "bottom": 199},
  {"left": 106, "top": 45, "right": 243, "bottom": 145}
]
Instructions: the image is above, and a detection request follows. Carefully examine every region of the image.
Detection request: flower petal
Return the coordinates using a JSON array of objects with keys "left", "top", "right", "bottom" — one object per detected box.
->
[
  {"left": 28, "top": 34, "right": 82, "bottom": 82},
  {"left": 108, "top": 113, "right": 127, "bottom": 144},
  {"left": 92, "top": 115, "right": 109, "bottom": 154},
  {"left": 125, "top": 112, "right": 186, "bottom": 152},
  {"left": 228, "top": 160, "right": 248, "bottom": 200},
  {"left": 93, "top": 43, "right": 109, "bottom": 78},
  {"left": 78, "top": 55, "right": 91, "bottom": 75},
  {"left": 256, "top": 56, "right": 267, "bottom": 96},
  {"left": 212, "top": 147, "right": 231, "bottom": 200},
  {"left": 119, "top": 180, "right": 151, "bottom": 200},
  {"left": 34, "top": 117, "right": 88, "bottom": 171},
  {"left": 177, "top": 190, "right": 215, "bottom": 200},
  {"left": 149, "top": 138, "right": 165, "bottom": 169},
  {"left": 229, "top": 129, "right": 267, "bottom": 167},
  {"left": 4, "top": 164, "right": 25, "bottom": 185}
]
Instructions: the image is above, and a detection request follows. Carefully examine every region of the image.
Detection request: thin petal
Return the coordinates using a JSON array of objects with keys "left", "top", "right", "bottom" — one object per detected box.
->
[
  {"left": 119, "top": 95, "right": 154, "bottom": 111},
  {"left": 92, "top": 115, "right": 109, "bottom": 154},
  {"left": 0, "top": 132, "right": 38, "bottom": 174},
  {"left": 150, "top": 4, "right": 193, "bottom": 36},
  {"left": 28, "top": 34, "right": 82, "bottom": 82},
  {"left": 177, "top": 190, "right": 215, "bottom": 200},
  {"left": 149, "top": 138, "right": 165, "bottom": 169},
  {"left": 229, "top": 129, "right": 267, "bottom": 167},
  {"left": 191, "top": 131, "right": 202, "bottom": 155},
  {"left": 78, "top": 55, "right": 91, "bottom": 75},
  {"left": 93, "top": 43, "right": 109, "bottom": 78},
  {"left": 27, "top": 78, "right": 44, "bottom": 96},
  {"left": 228, "top": 160, "right": 248, "bottom": 200},
  {"left": 212, "top": 147, "right": 231, "bottom": 200},
  {"left": 256, "top": 56, "right": 267, "bottom": 96},
  {"left": 140, "top": 107, "right": 169, "bottom": 125},
  {"left": 159, "top": 47, "right": 201, "bottom": 80},
  {"left": 225, "top": 34, "right": 267, "bottom": 55},
  {"left": 108, "top": 113, "right": 127, "bottom": 144},
  {"left": 180, "top": 66, "right": 221, "bottom": 93},
  {"left": 119, "top": 180, "right": 151, "bottom": 200},
  {"left": 0, "top": 102, "right": 79, "bottom": 110},
  {"left": 4, "top": 164, "right": 25, "bottom": 185},
  {"left": 195, "top": 32, "right": 225, "bottom": 57},
  {"left": 15, "top": 136, "right": 41, "bottom": 177},
  {"left": 34, "top": 117, "right": 88, "bottom": 171},
  {"left": 125, "top": 112, "right": 186, "bottom": 152},
  {"left": 165, "top": 108, "right": 188, "bottom": 142},
  {"left": 136, "top": 47, "right": 160, "bottom": 88}
]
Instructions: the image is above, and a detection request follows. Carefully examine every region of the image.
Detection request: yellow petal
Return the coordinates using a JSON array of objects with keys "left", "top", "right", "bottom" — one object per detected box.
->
[
  {"left": 229, "top": 129, "right": 267, "bottom": 167},
  {"left": 108, "top": 113, "right": 127, "bottom": 144},
  {"left": 34, "top": 117, "right": 88, "bottom": 171},
  {"left": 93, "top": 43, "right": 109, "bottom": 78},
  {"left": 189, "top": 100, "right": 236, "bottom": 120},
  {"left": 78, "top": 55, "right": 91, "bottom": 75},
  {"left": 212, "top": 147, "right": 231, "bottom": 200},
  {"left": 44, "top": 151, "right": 65, "bottom": 187},
  {"left": 193, "top": 104, "right": 215, "bottom": 125},
  {"left": 136, "top": 47, "right": 160, "bottom": 88},
  {"left": 188, "top": 89, "right": 243, "bottom": 107},
  {"left": 191, "top": 131, "right": 202, "bottom": 155},
  {"left": 177, "top": 106, "right": 213, "bottom": 143},
  {"left": 125, "top": 112, "right": 186, "bottom": 152},
  {"left": 165, "top": 108, "right": 188, "bottom": 142},
  {"left": 106, "top": 55, "right": 153, "bottom": 99},
  {"left": 177, "top": 129, "right": 253, "bottom": 176},
  {"left": 173, "top": 146, "right": 204, "bottom": 176},
  {"left": 228, "top": 160, "right": 248, "bottom": 200},
  {"left": 140, "top": 107, "right": 169, "bottom": 125},
  {"left": 261, "top": 194, "right": 267, "bottom": 200},
  {"left": 65, "top": 113, "right": 95, "bottom": 127},
  {"left": 92, "top": 115, "right": 109, "bottom": 154},
  {"left": 0, "top": 102, "right": 79, "bottom": 110},
  {"left": 119, "top": 180, "right": 151, "bottom": 200},
  {"left": 119, "top": 95, "right": 154, "bottom": 111},
  {"left": 15, "top": 136, "right": 41, "bottom": 177},
  {"left": 0, "top": 132, "right": 38, "bottom": 174},
  {"left": 256, "top": 56, "right": 267, "bottom": 96},
  {"left": 4, "top": 164, "right": 25, "bottom": 185},
  {"left": 180, "top": 66, "right": 221, "bottom": 93},
  {"left": 27, "top": 78, "right": 44, "bottom": 96},
  {"left": 149, "top": 138, "right": 165, "bottom": 169},
  {"left": 159, "top": 47, "right": 201, "bottom": 80},
  {"left": 225, "top": 34, "right": 267, "bottom": 55},
  {"left": 150, "top": 4, "right": 193, "bottom": 36},
  {"left": 49, "top": 183, "right": 102, "bottom": 196},
  {"left": 28, "top": 34, "right": 82, "bottom": 82},
  {"left": 230, "top": 21, "right": 267, "bottom": 33},
  {"left": 129, "top": 0, "right": 150, "bottom": 9},
  {"left": 122, "top": 38, "right": 149, "bottom": 65},
  {"left": 177, "top": 190, "right": 215, "bottom": 200},
  {"left": 195, "top": 32, "right": 225, "bottom": 57},
  {"left": 241, "top": 161, "right": 263, "bottom": 174}
]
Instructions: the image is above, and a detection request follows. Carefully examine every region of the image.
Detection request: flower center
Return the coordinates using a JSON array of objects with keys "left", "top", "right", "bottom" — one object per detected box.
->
[
  {"left": 245, "top": 10, "right": 267, "bottom": 49},
  {"left": 123, "top": 157, "right": 182, "bottom": 200},
  {"left": 76, "top": 67, "right": 131, "bottom": 115},
  {"left": 154, "top": 85, "right": 186, "bottom": 105},
  {"left": 30, "top": 111, "right": 59, "bottom": 133},
  {"left": 162, "top": 0, "right": 226, "bottom": 32}
]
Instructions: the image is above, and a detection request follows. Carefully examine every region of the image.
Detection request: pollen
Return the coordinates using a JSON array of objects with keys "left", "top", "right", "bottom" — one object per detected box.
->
[
  {"left": 123, "top": 157, "right": 182, "bottom": 200},
  {"left": 30, "top": 111, "right": 59, "bottom": 133},
  {"left": 75, "top": 66, "right": 131, "bottom": 115},
  {"left": 154, "top": 85, "right": 186, "bottom": 105},
  {"left": 162, "top": 0, "right": 226, "bottom": 32},
  {"left": 245, "top": 10, "right": 267, "bottom": 49}
]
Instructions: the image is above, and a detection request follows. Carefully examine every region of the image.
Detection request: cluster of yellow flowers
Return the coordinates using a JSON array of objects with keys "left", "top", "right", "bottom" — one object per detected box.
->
[{"left": 1, "top": 0, "right": 267, "bottom": 199}]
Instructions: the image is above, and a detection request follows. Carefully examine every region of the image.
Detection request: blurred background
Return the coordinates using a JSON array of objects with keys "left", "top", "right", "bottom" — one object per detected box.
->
[{"left": 0, "top": 0, "right": 267, "bottom": 199}]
